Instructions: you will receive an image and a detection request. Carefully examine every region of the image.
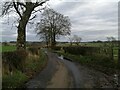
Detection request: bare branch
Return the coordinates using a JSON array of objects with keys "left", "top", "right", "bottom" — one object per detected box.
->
[
  {"left": 34, "top": 0, "right": 48, "bottom": 7},
  {"left": 13, "top": 2, "right": 22, "bottom": 19},
  {"left": 1, "top": 2, "right": 13, "bottom": 16},
  {"left": 32, "top": 9, "right": 41, "bottom": 14},
  {"left": 17, "top": 2, "right": 26, "bottom": 7},
  {"left": 29, "top": 15, "right": 37, "bottom": 21}
]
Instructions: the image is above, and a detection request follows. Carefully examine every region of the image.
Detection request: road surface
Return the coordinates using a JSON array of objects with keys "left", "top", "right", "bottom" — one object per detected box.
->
[{"left": 25, "top": 51, "right": 114, "bottom": 88}]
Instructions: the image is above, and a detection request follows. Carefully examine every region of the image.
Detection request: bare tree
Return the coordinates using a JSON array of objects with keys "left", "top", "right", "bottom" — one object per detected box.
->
[
  {"left": 68, "top": 36, "right": 74, "bottom": 46},
  {"left": 2, "top": 0, "right": 48, "bottom": 50},
  {"left": 107, "top": 37, "right": 116, "bottom": 42},
  {"left": 36, "top": 8, "right": 71, "bottom": 47},
  {"left": 73, "top": 35, "right": 82, "bottom": 45},
  {"left": 107, "top": 36, "right": 116, "bottom": 46},
  {"left": 36, "top": 26, "right": 50, "bottom": 47}
]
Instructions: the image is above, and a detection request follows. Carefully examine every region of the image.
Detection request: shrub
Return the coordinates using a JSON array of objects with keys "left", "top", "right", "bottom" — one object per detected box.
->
[
  {"left": 52, "top": 46, "right": 62, "bottom": 51},
  {"left": 28, "top": 47, "right": 40, "bottom": 55},
  {"left": 24, "top": 49, "right": 47, "bottom": 78},
  {"left": 89, "top": 54, "right": 115, "bottom": 68},
  {"left": 63, "top": 46, "right": 100, "bottom": 56},
  {"left": 2, "top": 48, "right": 48, "bottom": 88},
  {"left": 2, "top": 50, "right": 28, "bottom": 71}
]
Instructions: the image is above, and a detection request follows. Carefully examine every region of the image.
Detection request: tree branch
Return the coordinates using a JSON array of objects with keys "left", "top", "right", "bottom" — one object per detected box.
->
[
  {"left": 13, "top": 2, "right": 22, "bottom": 19},
  {"left": 34, "top": 0, "right": 48, "bottom": 7},
  {"left": 29, "top": 15, "right": 37, "bottom": 21},
  {"left": 17, "top": 2, "right": 26, "bottom": 8},
  {"left": 32, "top": 9, "right": 41, "bottom": 14},
  {"left": 1, "top": 2, "right": 13, "bottom": 16}
]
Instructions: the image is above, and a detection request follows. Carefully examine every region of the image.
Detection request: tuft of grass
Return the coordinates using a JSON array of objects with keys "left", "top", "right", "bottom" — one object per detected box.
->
[
  {"left": 24, "top": 49, "right": 47, "bottom": 78},
  {"left": 2, "top": 70, "right": 28, "bottom": 89}
]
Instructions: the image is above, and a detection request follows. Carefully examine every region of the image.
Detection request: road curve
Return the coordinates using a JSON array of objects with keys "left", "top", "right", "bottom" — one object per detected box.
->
[
  {"left": 25, "top": 51, "right": 113, "bottom": 88},
  {"left": 25, "top": 51, "right": 73, "bottom": 88},
  {"left": 60, "top": 58, "right": 85, "bottom": 88},
  {"left": 25, "top": 51, "right": 58, "bottom": 88}
]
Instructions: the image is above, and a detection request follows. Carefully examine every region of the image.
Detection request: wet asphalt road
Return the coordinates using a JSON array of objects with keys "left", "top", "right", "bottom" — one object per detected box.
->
[
  {"left": 25, "top": 51, "right": 113, "bottom": 88},
  {"left": 25, "top": 51, "right": 80, "bottom": 88},
  {"left": 60, "top": 58, "right": 84, "bottom": 88},
  {"left": 25, "top": 52, "right": 58, "bottom": 88}
]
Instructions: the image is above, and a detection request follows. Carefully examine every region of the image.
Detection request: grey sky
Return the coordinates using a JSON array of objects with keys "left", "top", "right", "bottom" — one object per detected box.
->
[{"left": 0, "top": 0, "right": 119, "bottom": 42}]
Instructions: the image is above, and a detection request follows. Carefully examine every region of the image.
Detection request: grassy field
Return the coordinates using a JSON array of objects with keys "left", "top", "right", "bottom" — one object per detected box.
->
[
  {"left": 0, "top": 45, "right": 16, "bottom": 52},
  {"left": 58, "top": 42, "right": 118, "bottom": 47}
]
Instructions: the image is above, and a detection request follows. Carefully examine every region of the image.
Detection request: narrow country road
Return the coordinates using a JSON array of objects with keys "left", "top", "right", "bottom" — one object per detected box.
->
[
  {"left": 25, "top": 51, "right": 72, "bottom": 88},
  {"left": 25, "top": 51, "right": 114, "bottom": 88},
  {"left": 25, "top": 51, "right": 58, "bottom": 88}
]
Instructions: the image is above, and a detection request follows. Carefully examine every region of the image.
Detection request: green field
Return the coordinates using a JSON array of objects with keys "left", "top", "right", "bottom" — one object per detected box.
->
[
  {"left": 0, "top": 45, "right": 16, "bottom": 52},
  {"left": 58, "top": 42, "right": 118, "bottom": 47}
]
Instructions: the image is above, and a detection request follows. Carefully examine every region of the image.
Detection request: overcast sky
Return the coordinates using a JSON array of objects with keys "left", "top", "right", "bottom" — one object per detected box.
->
[{"left": 0, "top": 0, "right": 119, "bottom": 42}]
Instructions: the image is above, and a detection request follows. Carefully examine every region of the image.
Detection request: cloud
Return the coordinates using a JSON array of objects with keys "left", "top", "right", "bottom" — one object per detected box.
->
[
  {"left": 1, "top": 0, "right": 119, "bottom": 42},
  {"left": 48, "top": 1, "right": 118, "bottom": 41}
]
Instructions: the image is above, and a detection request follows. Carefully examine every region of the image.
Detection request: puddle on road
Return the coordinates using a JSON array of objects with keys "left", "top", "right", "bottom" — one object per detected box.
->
[{"left": 58, "top": 55, "right": 64, "bottom": 60}]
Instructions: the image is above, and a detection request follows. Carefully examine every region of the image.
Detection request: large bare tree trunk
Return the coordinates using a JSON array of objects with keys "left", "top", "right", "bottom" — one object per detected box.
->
[
  {"left": 52, "top": 32, "right": 56, "bottom": 46},
  {"left": 50, "top": 31, "right": 56, "bottom": 48},
  {"left": 16, "top": 20, "right": 26, "bottom": 50},
  {"left": 16, "top": 5, "right": 34, "bottom": 50}
]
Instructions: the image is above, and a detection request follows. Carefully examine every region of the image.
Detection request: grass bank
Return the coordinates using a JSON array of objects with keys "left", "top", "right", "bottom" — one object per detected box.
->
[
  {"left": 2, "top": 48, "right": 47, "bottom": 89},
  {"left": 56, "top": 50, "right": 118, "bottom": 75}
]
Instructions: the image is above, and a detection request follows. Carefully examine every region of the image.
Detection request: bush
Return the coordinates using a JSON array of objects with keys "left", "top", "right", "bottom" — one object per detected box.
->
[
  {"left": 28, "top": 47, "right": 40, "bottom": 55},
  {"left": 24, "top": 49, "right": 47, "bottom": 78},
  {"left": 2, "top": 50, "right": 28, "bottom": 71},
  {"left": 65, "top": 52, "right": 114, "bottom": 68},
  {"left": 2, "top": 48, "right": 48, "bottom": 88},
  {"left": 63, "top": 46, "right": 100, "bottom": 56},
  {"left": 89, "top": 54, "right": 115, "bottom": 68},
  {"left": 57, "top": 46, "right": 116, "bottom": 74},
  {"left": 52, "top": 46, "right": 62, "bottom": 51}
]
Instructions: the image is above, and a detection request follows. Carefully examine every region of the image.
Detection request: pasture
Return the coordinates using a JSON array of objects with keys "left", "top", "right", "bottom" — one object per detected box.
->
[{"left": 1, "top": 45, "right": 16, "bottom": 52}]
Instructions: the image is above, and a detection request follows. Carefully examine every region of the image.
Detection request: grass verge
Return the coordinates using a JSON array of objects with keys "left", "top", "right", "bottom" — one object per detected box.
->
[
  {"left": 2, "top": 49, "right": 48, "bottom": 89},
  {"left": 56, "top": 51, "right": 118, "bottom": 75},
  {"left": 2, "top": 70, "right": 28, "bottom": 89}
]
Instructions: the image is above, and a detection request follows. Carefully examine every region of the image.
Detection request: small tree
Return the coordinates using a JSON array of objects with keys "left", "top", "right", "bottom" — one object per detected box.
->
[
  {"left": 73, "top": 35, "right": 82, "bottom": 45},
  {"left": 68, "top": 36, "right": 74, "bottom": 46},
  {"left": 36, "top": 8, "right": 71, "bottom": 47}
]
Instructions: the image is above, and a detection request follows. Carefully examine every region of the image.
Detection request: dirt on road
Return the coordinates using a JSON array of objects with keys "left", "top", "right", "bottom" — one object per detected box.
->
[{"left": 47, "top": 60, "right": 72, "bottom": 88}]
